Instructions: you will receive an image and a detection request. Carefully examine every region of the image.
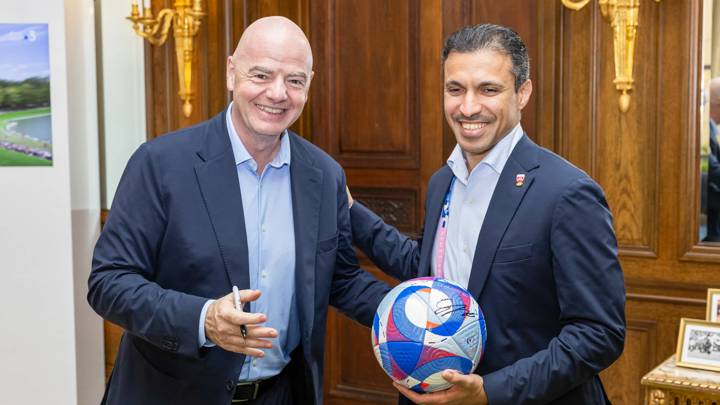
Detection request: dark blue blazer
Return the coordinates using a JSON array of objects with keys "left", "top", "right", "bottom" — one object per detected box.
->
[
  {"left": 350, "top": 135, "right": 625, "bottom": 405},
  {"left": 88, "top": 111, "right": 389, "bottom": 405}
]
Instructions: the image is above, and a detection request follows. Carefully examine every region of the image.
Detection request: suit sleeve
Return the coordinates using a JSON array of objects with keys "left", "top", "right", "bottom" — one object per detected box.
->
[
  {"left": 349, "top": 202, "right": 422, "bottom": 282},
  {"left": 87, "top": 143, "right": 207, "bottom": 358},
  {"left": 482, "top": 178, "right": 626, "bottom": 405},
  {"left": 328, "top": 172, "right": 392, "bottom": 327}
]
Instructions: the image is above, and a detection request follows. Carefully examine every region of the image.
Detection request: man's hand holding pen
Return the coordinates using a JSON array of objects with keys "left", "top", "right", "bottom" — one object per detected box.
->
[{"left": 204, "top": 288, "right": 278, "bottom": 356}]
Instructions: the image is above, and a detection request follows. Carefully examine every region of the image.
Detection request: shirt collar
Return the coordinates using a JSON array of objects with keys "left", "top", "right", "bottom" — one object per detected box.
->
[
  {"left": 225, "top": 103, "right": 291, "bottom": 168},
  {"left": 447, "top": 123, "right": 524, "bottom": 183}
]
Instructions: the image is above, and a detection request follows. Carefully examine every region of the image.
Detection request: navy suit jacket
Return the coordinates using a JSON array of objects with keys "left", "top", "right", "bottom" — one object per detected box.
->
[
  {"left": 350, "top": 135, "right": 625, "bottom": 405},
  {"left": 88, "top": 111, "right": 390, "bottom": 405}
]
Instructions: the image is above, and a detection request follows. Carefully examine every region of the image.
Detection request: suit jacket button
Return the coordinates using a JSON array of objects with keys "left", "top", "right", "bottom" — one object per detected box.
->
[{"left": 226, "top": 380, "right": 235, "bottom": 392}]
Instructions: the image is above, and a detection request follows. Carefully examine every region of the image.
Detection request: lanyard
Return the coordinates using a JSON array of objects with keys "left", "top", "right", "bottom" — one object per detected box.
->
[{"left": 435, "top": 176, "right": 456, "bottom": 279}]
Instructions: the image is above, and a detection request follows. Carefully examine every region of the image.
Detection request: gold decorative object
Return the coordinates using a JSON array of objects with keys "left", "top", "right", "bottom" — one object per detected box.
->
[
  {"left": 127, "top": 0, "right": 205, "bottom": 117},
  {"left": 642, "top": 355, "right": 720, "bottom": 405},
  {"left": 561, "top": 0, "right": 661, "bottom": 112}
]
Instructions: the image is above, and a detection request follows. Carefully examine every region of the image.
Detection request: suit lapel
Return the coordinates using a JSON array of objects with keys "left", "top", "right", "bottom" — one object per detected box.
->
[
  {"left": 418, "top": 167, "right": 454, "bottom": 277},
  {"left": 194, "top": 112, "right": 250, "bottom": 291},
  {"left": 288, "top": 134, "right": 323, "bottom": 336},
  {"left": 466, "top": 135, "right": 539, "bottom": 298}
]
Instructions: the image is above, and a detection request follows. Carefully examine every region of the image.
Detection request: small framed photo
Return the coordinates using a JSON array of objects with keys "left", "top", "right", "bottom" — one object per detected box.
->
[
  {"left": 707, "top": 288, "right": 720, "bottom": 322},
  {"left": 676, "top": 318, "right": 720, "bottom": 372}
]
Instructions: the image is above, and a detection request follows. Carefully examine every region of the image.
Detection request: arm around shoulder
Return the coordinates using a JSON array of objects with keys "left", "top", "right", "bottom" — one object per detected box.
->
[{"left": 349, "top": 201, "right": 422, "bottom": 281}]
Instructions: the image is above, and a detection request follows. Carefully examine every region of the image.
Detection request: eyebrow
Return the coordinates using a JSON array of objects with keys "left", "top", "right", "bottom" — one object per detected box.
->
[
  {"left": 445, "top": 79, "right": 505, "bottom": 88},
  {"left": 248, "top": 66, "right": 273, "bottom": 74},
  {"left": 248, "top": 65, "right": 308, "bottom": 80}
]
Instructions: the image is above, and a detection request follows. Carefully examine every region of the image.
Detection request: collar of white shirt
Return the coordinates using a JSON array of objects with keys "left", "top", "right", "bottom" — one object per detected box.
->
[{"left": 446, "top": 123, "right": 524, "bottom": 185}]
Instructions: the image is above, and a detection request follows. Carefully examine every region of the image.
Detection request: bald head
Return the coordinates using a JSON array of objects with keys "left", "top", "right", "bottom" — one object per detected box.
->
[
  {"left": 233, "top": 16, "right": 313, "bottom": 71},
  {"left": 225, "top": 16, "right": 314, "bottom": 142},
  {"left": 711, "top": 77, "right": 720, "bottom": 124}
]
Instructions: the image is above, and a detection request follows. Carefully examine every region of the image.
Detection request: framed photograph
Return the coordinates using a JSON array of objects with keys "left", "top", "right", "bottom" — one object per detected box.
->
[
  {"left": 676, "top": 318, "right": 720, "bottom": 372},
  {"left": 707, "top": 288, "right": 720, "bottom": 322},
  {"left": 0, "top": 23, "right": 52, "bottom": 166}
]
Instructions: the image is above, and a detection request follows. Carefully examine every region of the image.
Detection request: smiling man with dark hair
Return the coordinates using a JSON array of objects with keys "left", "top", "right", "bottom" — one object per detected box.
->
[{"left": 348, "top": 23, "right": 625, "bottom": 405}]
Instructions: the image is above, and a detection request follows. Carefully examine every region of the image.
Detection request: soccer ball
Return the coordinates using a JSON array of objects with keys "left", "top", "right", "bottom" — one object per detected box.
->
[{"left": 371, "top": 277, "right": 486, "bottom": 393}]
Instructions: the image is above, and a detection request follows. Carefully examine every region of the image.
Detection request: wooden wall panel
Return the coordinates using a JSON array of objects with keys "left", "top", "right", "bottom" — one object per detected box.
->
[
  {"left": 596, "top": 1, "right": 659, "bottom": 256},
  {"left": 558, "top": 0, "right": 662, "bottom": 258},
  {"left": 318, "top": 0, "right": 420, "bottom": 168}
]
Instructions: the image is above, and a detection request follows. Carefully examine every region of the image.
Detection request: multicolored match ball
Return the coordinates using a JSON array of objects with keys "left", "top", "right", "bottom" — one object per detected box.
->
[{"left": 371, "top": 277, "right": 486, "bottom": 393}]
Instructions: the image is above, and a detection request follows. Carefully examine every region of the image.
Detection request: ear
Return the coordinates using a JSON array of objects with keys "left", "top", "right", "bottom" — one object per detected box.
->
[
  {"left": 517, "top": 79, "right": 533, "bottom": 110},
  {"left": 305, "top": 71, "right": 315, "bottom": 91},
  {"left": 226, "top": 56, "right": 235, "bottom": 91}
]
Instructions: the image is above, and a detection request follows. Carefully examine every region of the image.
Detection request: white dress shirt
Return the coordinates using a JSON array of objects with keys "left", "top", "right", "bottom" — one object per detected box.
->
[{"left": 430, "top": 124, "right": 524, "bottom": 288}]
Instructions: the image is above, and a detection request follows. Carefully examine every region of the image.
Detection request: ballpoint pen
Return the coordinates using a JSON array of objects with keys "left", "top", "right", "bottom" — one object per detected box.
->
[{"left": 232, "top": 285, "right": 248, "bottom": 339}]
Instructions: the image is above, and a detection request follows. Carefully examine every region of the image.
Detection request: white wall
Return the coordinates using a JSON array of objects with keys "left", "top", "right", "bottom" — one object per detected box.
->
[
  {"left": 65, "top": 0, "right": 105, "bottom": 403},
  {"left": 98, "top": 0, "right": 147, "bottom": 209},
  {"left": 0, "top": 0, "right": 104, "bottom": 404}
]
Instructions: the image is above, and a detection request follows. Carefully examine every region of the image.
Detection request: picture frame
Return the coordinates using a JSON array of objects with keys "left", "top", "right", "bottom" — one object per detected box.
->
[
  {"left": 707, "top": 288, "right": 720, "bottom": 322},
  {"left": 675, "top": 318, "right": 720, "bottom": 372}
]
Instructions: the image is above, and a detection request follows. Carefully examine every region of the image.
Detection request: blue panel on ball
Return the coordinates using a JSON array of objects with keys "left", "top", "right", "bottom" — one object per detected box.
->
[
  {"left": 378, "top": 343, "right": 393, "bottom": 374},
  {"left": 373, "top": 314, "right": 380, "bottom": 342},
  {"left": 386, "top": 341, "right": 424, "bottom": 375},
  {"left": 410, "top": 355, "right": 474, "bottom": 382}
]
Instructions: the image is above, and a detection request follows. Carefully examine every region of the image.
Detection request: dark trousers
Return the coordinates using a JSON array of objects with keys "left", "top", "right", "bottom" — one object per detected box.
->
[{"left": 244, "top": 370, "right": 294, "bottom": 405}]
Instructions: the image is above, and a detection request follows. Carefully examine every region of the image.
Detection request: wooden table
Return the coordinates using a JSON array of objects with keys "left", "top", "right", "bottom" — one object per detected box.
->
[{"left": 641, "top": 355, "right": 720, "bottom": 404}]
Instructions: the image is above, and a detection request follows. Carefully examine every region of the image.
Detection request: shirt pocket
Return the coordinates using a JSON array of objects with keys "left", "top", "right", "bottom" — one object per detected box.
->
[{"left": 494, "top": 243, "right": 533, "bottom": 264}]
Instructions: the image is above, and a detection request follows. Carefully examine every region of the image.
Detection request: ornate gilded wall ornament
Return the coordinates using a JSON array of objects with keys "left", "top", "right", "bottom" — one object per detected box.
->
[{"left": 561, "top": 0, "right": 662, "bottom": 112}]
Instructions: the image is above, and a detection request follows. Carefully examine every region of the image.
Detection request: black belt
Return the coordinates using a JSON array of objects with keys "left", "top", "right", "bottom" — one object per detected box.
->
[{"left": 231, "top": 374, "right": 280, "bottom": 403}]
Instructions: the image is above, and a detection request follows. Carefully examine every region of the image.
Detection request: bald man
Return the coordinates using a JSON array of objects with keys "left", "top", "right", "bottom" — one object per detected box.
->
[{"left": 88, "top": 17, "right": 390, "bottom": 405}]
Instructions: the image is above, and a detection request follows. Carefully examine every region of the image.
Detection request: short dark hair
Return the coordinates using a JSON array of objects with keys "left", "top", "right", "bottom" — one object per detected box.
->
[{"left": 441, "top": 24, "right": 529, "bottom": 91}]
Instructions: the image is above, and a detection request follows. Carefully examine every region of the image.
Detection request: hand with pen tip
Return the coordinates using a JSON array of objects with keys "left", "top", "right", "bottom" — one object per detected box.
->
[{"left": 204, "top": 287, "right": 278, "bottom": 356}]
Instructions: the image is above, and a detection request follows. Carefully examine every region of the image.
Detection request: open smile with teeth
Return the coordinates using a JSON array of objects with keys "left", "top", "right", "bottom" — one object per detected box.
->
[
  {"left": 460, "top": 122, "right": 488, "bottom": 130},
  {"left": 256, "top": 104, "right": 286, "bottom": 115}
]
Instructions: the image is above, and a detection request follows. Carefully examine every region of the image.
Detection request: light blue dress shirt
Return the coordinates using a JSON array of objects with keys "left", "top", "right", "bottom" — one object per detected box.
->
[
  {"left": 430, "top": 124, "right": 524, "bottom": 288},
  {"left": 198, "top": 104, "right": 300, "bottom": 381}
]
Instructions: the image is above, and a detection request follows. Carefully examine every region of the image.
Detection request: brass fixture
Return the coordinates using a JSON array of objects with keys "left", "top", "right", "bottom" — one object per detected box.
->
[
  {"left": 127, "top": 0, "right": 205, "bottom": 118},
  {"left": 561, "top": 0, "right": 661, "bottom": 112}
]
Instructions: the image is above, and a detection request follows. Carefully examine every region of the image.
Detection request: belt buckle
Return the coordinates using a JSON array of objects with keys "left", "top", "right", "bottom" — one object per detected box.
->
[{"left": 232, "top": 380, "right": 260, "bottom": 403}]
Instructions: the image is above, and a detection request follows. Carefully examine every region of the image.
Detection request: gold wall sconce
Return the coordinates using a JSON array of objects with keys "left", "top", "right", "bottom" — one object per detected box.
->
[
  {"left": 561, "top": 0, "right": 661, "bottom": 112},
  {"left": 128, "top": 0, "right": 205, "bottom": 118}
]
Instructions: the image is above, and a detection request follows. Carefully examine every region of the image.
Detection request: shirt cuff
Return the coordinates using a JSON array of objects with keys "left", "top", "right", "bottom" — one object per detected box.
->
[{"left": 198, "top": 299, "right": 217, "bottom": 348}]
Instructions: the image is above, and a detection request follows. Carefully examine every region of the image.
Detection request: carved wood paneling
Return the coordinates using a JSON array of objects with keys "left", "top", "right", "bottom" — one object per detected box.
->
[{"left": 353, "top": 188, "right": 418, "bottom": 235}]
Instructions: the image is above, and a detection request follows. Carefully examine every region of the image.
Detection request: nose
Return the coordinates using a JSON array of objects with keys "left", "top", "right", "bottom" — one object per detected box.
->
[
  {"left": 266, "top": 77, "right": 288, "bottom": 102},
  {"left": 459, "top": 92, "right": 482, "bottom": 118}
]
